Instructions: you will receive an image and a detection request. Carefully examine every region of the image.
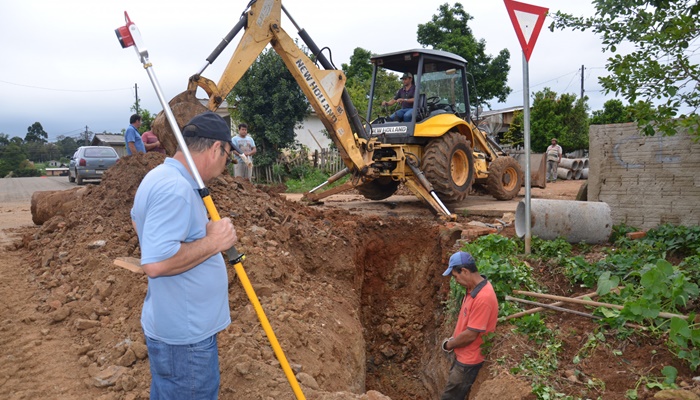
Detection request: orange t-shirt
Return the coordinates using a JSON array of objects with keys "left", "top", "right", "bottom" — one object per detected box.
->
[{"left": 452, "top": 279, "right": 498, "bottom": 365}]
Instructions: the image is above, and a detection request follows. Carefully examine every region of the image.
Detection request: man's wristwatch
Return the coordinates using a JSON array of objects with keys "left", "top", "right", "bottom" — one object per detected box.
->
[{"left": 441, "top": 338, "right": 454, "bottom": 353}]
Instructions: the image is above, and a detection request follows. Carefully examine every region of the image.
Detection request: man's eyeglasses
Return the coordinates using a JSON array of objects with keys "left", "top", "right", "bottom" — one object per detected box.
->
[{"left": 221, "top": 143, "right": 233, "bottom": 166}]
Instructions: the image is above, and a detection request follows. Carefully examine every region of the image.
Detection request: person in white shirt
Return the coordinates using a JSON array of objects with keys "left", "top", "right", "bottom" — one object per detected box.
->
[{"left": 546, "top": 138, "right": 563, "bottom": 183}]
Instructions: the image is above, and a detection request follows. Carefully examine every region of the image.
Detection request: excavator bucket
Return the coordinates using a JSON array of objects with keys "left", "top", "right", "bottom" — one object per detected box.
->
[
  {"left": 511, "top": 152, "right": 547, "bottom": 189},
  {"left": 151, "top": 90, "right": 208, "bottom": 156}
]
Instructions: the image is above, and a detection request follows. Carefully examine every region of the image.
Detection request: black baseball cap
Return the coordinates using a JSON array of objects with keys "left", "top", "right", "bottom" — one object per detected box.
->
[{"left": 183, "top": 111, "right": 241, "bottom": 153}]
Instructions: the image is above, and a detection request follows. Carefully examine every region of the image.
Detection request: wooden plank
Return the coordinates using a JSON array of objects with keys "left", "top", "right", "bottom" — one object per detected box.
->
[
  {"left": 113, "top": 257, "right": 144, "bottom": 274},
  {"left": 513, "top": 289, "right": 688, "bottom": 320},
  {"left": 504, "top": 290, "right": 599, "bottom": 320}
]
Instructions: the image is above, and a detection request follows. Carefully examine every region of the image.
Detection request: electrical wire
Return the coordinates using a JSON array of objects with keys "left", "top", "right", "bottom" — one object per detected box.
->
[{"left": 0, "top": 79, "right": 132, "bottom": 93}]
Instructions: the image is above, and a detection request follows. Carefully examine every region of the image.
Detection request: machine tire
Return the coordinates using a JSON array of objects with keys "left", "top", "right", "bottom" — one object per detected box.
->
[
  {"left": 357, "top": 177, "right": 400, "bottom": 200},
  {"left": 422, "top": 131, "right": 474, "bottom": 202},
  {"left": 76, "top": 171, "right": 84, "bottom": 186},
  {"left": 68, "top": 171, "right": 75, "bottom": 183},
  {"left": 486, "top": 156, "right": 523, "bottom": 200}
]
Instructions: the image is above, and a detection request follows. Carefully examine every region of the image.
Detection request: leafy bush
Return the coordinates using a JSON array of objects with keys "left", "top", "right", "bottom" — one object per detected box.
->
[
  {"left": 610, "top": 224, "right": 640, "bottom": 242},
  {"left": 513, "top": 314, "right": 552, "bottom": 345},
  {"left": 531, "top": 236, "right": 572, "bottom": 259},
  {"left": 13, "top": 168, "right": 42, "bottom": 177}
]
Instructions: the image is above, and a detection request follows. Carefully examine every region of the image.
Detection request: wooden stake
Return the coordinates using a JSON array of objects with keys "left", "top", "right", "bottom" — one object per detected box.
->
[
  {"left": 506, "top": 295, "right": 602, "bottom": 321},
  {"left": 513, "top": 290, "right": 688, "bottom": 320},
  {"left": 505, "top": 296, "right": 645, "bottom": 330},
  {"left": 504, "top": 290, "right": 599, "bottom": 321}
]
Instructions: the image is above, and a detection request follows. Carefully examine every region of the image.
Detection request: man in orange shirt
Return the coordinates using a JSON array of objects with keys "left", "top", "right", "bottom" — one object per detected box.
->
[{"left": 440, "top": 251, "right": 499, "bottom": 399}]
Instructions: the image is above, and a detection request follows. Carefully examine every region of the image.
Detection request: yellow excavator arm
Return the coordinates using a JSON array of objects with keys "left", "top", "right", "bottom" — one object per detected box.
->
[{"left": 154, "top": 0, "right": 455, "bottom": 218}]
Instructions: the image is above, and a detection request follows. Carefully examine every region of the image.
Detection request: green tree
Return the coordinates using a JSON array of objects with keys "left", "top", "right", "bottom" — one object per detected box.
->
[
  {"left": 131, "top": 102, "right": 156, "bottom": 133},
  {"left": 590, "top": 99, "right": 635, "bottom": 125},
  {"left": 504, "top": 88, "right": 589, "bottom": 152},
  {"left": 0, "top": 133, "right": 9, "bottom": 146},
  {"left": 417, "top": 2, "right": 511, "bottom": 108},
  {"left": 227, "top": 47, "right": 309, "bottom": 168},
  {"left": 24, "top": 141, "right": 48, "bottom": 162},
  {"left": 55, "top": 135, "right": 80, "bottom": 159},
  {"left": 341, "top": 47, "right": 402, "bottom": 122},
  {"left": 25, "top": 122, "right": 48, "bottom": 143},
  {"left": 0, "top": 142, "right": 27, "bottom": 177},
  {"left": 550, "top": 0, "right": 700, "bottom": 137}
]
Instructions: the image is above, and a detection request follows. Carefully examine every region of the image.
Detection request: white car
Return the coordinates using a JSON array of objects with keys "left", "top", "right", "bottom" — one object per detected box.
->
[{"left": 68, "top": 146, "right": 119, "bottom": 185}]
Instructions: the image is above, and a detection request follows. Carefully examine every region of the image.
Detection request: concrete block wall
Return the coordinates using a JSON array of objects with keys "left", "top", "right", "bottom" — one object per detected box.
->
[{"left": 589, "top": 122, "right": 700, "bottom": 229}]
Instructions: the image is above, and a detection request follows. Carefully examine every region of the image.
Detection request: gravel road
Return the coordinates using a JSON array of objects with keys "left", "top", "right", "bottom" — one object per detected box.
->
[
  {"left": 0, "top": 176, "right": 76, "bottom": 204},
  {"left": 0, "top": 177, "right": 79, "bottom": 244}
]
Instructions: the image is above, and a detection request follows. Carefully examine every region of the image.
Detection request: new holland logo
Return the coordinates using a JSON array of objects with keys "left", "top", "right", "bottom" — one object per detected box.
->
[{"left": 372, "top": 126, "right": 408, "bottom": 135}]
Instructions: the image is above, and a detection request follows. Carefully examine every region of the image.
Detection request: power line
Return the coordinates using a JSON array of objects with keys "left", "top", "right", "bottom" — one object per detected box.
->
[
  {"left": 0, "top": 79, "right": 132, "bottom": 93},
  {"left": 510, "top": 69, "right": 580, "bottom": 94}
]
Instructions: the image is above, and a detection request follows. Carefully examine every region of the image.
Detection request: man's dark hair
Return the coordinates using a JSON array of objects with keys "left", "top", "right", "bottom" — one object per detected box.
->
[
  {"left": 238, "top": 123, "right": 248, "bottom": 130},
  {"left": 179, "top": 137, "right": 219, "bottom": 153},
  {"left": 130, "top": 114, "right": 142, "bottom": 124},
  {"left": 454, "top": 264, "right": 478, "bottom": 274}
]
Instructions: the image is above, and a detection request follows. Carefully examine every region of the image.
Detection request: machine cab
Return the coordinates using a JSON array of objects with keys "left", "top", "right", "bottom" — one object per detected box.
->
[{"left": 367, "top": 49, "right": 471, "bottom": 141}]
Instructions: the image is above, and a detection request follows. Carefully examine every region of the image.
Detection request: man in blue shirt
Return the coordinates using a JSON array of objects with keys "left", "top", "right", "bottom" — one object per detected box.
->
[
  {"left": 131, "top": 111, "right": 238, "bottom": 399},
  {"left": 125, "top": 114, "right": 146, "bottom": 155}
]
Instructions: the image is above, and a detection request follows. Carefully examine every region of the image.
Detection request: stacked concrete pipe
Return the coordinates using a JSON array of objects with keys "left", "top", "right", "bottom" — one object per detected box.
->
[
  {"left": 515, "top": 199, "right": 612, "bottom": 243},
  {"left": 556, "top": 157, "right": 589, "bottom": 180},
  {"left": 557, "top": 167, "right": 573, "bottom": 180}
]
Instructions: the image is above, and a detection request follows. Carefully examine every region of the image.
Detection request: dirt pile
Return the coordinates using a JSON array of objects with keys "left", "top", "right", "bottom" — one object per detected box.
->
[{"left": 15, "top": 152, "right": 466, "bottom": 399}]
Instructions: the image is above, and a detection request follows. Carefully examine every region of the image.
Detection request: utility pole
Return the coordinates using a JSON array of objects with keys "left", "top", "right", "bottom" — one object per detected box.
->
[
  {"left": 580, "top": 65, "right": 585, "bottom": 100},
  {"left": 84, "top": 125, "right": 90, "bottom": 145},
  {"left": 134, "top": 83, "right": 139, "bottom": 115}
]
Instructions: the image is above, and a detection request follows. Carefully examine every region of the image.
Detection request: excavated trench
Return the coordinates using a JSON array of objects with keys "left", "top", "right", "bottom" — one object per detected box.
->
[
  {"left": 20, "top": 153, "right": 475, "bottom": 399},
  {"left": 355, "top": 223, "right": 456, "bottom": 399}
]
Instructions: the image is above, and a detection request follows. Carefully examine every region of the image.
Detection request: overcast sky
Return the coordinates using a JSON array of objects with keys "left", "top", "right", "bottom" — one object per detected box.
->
[{"left": 0, "top": 0, "right": 616, "bottom": 142}]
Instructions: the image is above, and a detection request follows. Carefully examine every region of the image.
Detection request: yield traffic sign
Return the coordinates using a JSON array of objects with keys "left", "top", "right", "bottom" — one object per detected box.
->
[{"left": 504, "top": 0, "right": 549, "bottom": 62}]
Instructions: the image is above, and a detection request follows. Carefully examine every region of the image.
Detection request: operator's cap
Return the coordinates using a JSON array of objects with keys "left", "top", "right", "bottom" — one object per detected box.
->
[
  {"left": 183, "top": 111, "right": 241, "bottom": 153},
  {"left": 551, "top": 138, "right": 558, "bottom": 142},
  {"left": 401, "top": 72, "right": 413, "bottom": 79},
  {"left": 442, "top": 251, "right": 476, "bottom": 276}
]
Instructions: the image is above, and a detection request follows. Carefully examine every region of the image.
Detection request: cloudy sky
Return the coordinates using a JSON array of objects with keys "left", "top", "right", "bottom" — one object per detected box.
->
[{"left": 0, "top": 0, "right": 616, "bottom": 142}]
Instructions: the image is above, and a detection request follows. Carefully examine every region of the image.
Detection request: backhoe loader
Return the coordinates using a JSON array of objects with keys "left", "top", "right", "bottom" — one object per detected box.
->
[{"left": 151, "top": 0, "right": 525, "bottom": 218}]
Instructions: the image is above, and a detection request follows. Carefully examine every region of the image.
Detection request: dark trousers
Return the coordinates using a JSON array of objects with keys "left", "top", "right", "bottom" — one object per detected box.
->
[{"left": 440, "top": 360, "right": 483, "bottom": 400}]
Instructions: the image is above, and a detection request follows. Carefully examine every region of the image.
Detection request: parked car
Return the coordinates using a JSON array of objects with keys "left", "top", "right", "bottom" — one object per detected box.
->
[{"left": 69, "top": 146, "right": 120, "bottom": 185}]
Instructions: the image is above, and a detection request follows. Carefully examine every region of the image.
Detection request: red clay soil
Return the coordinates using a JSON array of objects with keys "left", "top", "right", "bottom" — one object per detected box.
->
[
  {"left": 0, "top": 153, "right": 697, "bottom": 400},
  {"left": 1, "top": 153, "right": 457, "bottom": 400}
]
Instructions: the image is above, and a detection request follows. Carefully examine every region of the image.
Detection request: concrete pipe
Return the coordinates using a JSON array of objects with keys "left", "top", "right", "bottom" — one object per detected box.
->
[
  {"left": 573, "top": 169, "right": 583, "bottom": 180},
  {"left": 581, "top": 168, "right": 588, "bottom": 179},
  {"left": 515, "top": 199, "right": 612, "bottom": 243},
  {"left": 559, "top": 158, "right": 580, "bottom": 170},
  {"left": 557, "top": 167, "right": 572, "bottom": 180},
  {"left": 581, "top": 158, "right": 589, "bottom": 169}
]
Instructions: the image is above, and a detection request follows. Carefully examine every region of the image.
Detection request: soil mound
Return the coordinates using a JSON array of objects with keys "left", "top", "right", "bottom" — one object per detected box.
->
[{"left": 17, "top": 153, "right": 457, "bottom": 399}]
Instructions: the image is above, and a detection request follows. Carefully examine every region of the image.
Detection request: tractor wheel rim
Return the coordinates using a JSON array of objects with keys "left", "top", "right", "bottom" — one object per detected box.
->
[
  {"left": 503, "top": 167, "right": 517, "bottom": 190},
  {"left": 451, "top": 150, "right": 469, "bottom": 186}
]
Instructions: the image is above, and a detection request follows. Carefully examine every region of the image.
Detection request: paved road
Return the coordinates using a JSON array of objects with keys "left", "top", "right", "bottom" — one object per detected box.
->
[{"left": 0, "top": 176, "right": 77, "bottom": 204}]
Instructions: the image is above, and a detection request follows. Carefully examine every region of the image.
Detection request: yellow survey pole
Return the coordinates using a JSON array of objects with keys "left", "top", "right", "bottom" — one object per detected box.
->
[{"left": 115, "top": 12, "right": 306, "bottom": 400}]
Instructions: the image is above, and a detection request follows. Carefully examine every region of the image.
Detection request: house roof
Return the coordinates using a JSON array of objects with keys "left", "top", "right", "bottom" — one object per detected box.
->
[
  {"left": 92, "top": 134, "right": 125, "bottom": 145},
  {"left": 477, "top": 106, "right": 524, "bottom": 118}
]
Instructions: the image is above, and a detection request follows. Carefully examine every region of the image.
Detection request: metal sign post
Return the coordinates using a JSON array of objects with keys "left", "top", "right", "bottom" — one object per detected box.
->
[{"left": 504, "top": 0, "right": 548, "bottom": 254}]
